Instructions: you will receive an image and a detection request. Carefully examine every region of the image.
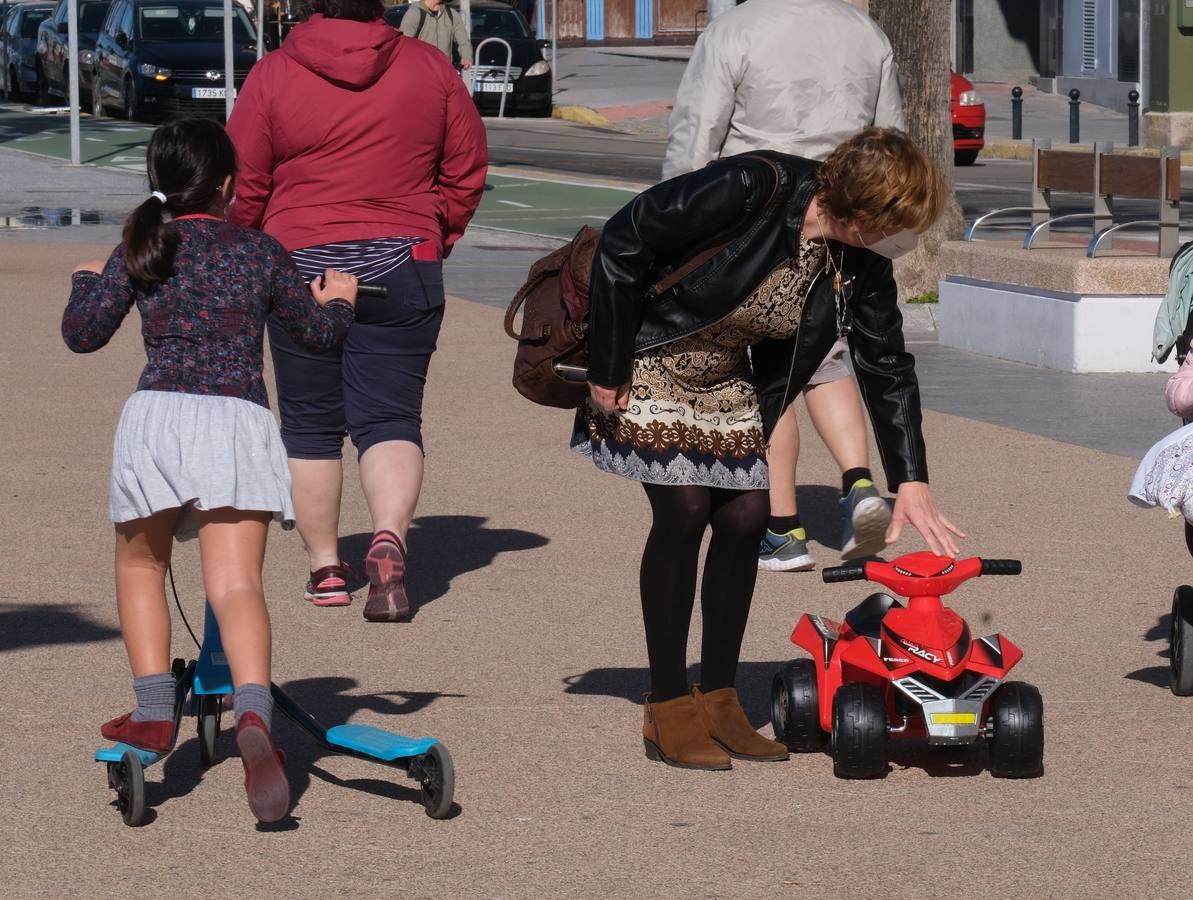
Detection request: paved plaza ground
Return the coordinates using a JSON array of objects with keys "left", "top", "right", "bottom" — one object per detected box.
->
[{"left": 2, "top": 136, "right": 1192, "bottom": 897}]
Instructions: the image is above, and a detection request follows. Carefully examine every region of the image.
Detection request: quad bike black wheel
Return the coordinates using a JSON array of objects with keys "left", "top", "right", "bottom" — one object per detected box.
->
[
  {"left": 771, "top": 659, "right": 827, "bottom": 752},
  {"left": 1170, "top": 586, "right": 1193, "bottom": 696},
  {"left": 111, "top": 748, "right": 146, "bottom": 826},
  {"left": 411, "top": 742, "right": 454, "bottom": 819},
  {"left": 197, "top": 694, "right": 221, "bottom": 766},
  {"left": 987, "top": 681, "right": 1044, "bottom": 778},
  {"left": 831, "top": 682, "right": 888, "bottom": 779}
]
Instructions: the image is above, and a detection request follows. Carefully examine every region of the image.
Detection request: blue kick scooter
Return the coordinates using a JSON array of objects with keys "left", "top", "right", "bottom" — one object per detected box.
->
[{"left": 97, "top": 596, "right": 455, "bottom": 826}]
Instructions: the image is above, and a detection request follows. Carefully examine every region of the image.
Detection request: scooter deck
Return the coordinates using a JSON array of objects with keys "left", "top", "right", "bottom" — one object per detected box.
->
[
  {"left": 325, "top": 724, "right": 437, "bottom": 761},
  {"left": 95, "top": 743, "right": 165, "bottom": 767}
]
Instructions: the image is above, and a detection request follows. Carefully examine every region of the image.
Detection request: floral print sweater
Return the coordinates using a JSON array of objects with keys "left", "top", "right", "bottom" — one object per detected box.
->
[{"left": 62, "top": 218, "right": 353, "bottom": 408}]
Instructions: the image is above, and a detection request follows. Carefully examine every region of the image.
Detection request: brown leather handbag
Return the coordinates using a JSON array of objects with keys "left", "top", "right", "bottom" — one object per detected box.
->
[{"left": 504, "top": 225, "right": 600, "bottom": 409}]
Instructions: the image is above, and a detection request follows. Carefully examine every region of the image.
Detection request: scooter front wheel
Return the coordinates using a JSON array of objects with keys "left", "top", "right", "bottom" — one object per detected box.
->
[
  {"left": 412, "top": 742, "right": 454, "bottom": 820},
  {"left": 1170, "top": 586, "right": 1193, "bottom": 696},
  {"left": 197, "top": 694, "right": 222, "bottom": 766},
  {"left": 112, "top": 748, "right": 146, "bottom": 826}
]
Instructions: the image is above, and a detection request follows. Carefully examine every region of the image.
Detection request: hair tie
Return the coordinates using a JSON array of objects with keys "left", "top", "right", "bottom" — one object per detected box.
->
[{"left": 150, "top": 191, "right": 167, "bottom": 204}]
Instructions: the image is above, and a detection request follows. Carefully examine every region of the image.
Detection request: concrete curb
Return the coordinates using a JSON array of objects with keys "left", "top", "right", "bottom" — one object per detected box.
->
[{"left": 552, "top": 105, "right": 612, "bottom": 128}]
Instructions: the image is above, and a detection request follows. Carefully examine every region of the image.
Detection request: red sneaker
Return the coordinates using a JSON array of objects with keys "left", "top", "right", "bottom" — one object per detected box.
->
[
  {"left": 304, "top": 562, "right": 353, "bottom": 607},
  {"left": 363, "top": 530, "right": 410, "bottom": 622},
  {"left": 101, "top": 711, "right": 176, "bottom": 754},
  {"left": 235, "top": 712, "right": 290, "bottom": 823}
]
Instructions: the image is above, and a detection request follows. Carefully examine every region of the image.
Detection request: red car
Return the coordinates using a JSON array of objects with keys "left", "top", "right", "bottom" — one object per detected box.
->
[{"left": 951, "top": 70, "right": 985, "bottom": 166}]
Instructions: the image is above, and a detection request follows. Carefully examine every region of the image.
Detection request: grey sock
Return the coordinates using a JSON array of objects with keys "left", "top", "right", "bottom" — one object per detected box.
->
[
  {"left": 130, "top": 672, "right": 177, "bottom": 722},
  {"left": 233, "top": 683, "right": 274, "bottom": 732}
]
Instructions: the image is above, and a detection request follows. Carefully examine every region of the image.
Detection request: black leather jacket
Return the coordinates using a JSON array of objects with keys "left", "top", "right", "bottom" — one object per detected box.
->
[{"left": 587, "top": 150, "right": 928, "bottom": 488}]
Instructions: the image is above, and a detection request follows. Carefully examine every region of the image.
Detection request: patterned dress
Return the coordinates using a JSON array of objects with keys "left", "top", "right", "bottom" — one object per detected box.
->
[{"left": 572, "top": 239, "right": 827, "bottom": 489}]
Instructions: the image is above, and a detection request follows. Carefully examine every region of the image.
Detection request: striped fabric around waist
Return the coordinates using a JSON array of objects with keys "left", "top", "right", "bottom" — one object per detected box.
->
[{"left": 289, "top": 237, "right": 426, "bottom": 285}]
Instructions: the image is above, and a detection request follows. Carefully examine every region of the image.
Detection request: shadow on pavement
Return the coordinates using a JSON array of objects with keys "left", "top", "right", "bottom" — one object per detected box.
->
[
  {"left": 339, "top": 515, "right": 548, "bottom": 619},
  {"left": 270, "top": 676, "right": 465, "bottom": 818},
  {"left": 563, "top": 661, "right": 783, "bottom": 724},
  {"left": 0, "top": 602, "right": 120, "bottom": 653},
  {"left": 1127, "top": 613, "right": 1172, "bottom": 688},
  {"left": 795, "top": 484, "right": 844, "bottom": 551}
]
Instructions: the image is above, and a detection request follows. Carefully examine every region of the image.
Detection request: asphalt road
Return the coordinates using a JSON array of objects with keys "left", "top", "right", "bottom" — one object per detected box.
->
[{"left": 486, "top": 119, "right": 1193, "bottom": 233}]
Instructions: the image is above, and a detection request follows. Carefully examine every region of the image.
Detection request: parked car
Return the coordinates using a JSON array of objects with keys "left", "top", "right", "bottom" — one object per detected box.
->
[
  {"left": 34, "top": 0, "right": 110, "bottom": 105},
  {"left": 384, "top": 0, "right": 551, "bottom": 118},
  {"left": 91, "top": 0, "right": 259, "bottom": 121},
  {"left": 1, "top": 1, "right": 54, "bottom": 100},
  {"left": 951, "top": 70, "right": 985, "bottom": 166}
]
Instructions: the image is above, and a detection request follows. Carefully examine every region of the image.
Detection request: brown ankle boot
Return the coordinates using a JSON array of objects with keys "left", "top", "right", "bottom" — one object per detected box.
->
[
  {"left": 693, "top": 685, "right": 790, "bottom": 762},
  {"left": 642, "top": 694, "right": 732, "bottom": 771}
]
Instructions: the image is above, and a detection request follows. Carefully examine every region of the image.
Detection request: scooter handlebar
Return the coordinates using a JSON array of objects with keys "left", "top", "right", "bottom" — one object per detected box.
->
[
  {"left": 979, "top": 558, "right": 1022, "bottom": 576},
  {"left": 821, "top": 563, "right": 868, "bottom": 584}
]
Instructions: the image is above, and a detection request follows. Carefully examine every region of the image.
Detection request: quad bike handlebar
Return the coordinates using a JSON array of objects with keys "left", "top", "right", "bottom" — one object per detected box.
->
[{"left": 821, "top": 554, "right": 1022, "bottom": 596}]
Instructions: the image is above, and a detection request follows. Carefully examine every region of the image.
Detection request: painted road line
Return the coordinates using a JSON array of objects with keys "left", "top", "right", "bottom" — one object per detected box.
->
[{"left": 497, "top": 199, "right": 533, "bottom": 208}]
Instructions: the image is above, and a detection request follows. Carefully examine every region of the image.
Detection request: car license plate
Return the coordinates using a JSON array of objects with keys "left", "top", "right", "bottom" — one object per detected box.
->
[
  {"left": 477, "top": 81, "right": 513, "bottom": 93},
  {"left": 191, "top": 87, "right": 225, "bottom": 99}
]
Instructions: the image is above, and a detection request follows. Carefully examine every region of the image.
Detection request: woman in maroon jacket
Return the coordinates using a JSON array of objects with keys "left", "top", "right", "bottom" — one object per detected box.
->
[{"left": 227, "top": 0, "right": 487, "bottom": 622}]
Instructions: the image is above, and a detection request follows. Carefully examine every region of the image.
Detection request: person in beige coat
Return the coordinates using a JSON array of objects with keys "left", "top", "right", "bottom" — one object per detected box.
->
[
  {"left": 664, "top": 0, "right": 905, "bottom": 574},
  {"left": 399, "top": 0, "right": 473, "bottom": 68}
]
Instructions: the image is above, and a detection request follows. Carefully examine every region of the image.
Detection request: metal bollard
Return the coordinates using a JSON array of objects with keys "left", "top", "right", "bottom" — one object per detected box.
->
[
  {"left": 1068, "top": 88, "right": 1081, "bottom": 144},
  {"left": 1128, "top": 89, "right": 1140, "bottom": 147},
  {"left": 1011, "top": 86, "right": 1023, "bottom": 140}
]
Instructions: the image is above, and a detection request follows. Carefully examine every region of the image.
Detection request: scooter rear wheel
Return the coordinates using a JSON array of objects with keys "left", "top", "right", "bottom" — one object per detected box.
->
[
  {"left": 1170, "top": 586, "right": 1193, "bottom": 696},
  {"left": 413, "top": 742, "right": 454, "bottom": 820},
  {"left": 831, "top": 683, "right": 888, "bottom": 779},
  {"left": 771, "top": 659, "right": 827, "bottom": 752}
]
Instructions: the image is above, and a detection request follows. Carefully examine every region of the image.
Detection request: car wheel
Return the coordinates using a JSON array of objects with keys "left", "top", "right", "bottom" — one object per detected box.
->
[
  {"left": 7, "top": 65, "right": 21, "bottom": 102},
  {"left": 91, "top": 79, "right": 106, "bottom": 119},
  {"left": 121, "top": 77, "right": 136, "bottom": 121},
  {"left": 954, "top": 148, "right": 980, "bottom": 167},
  {"left": 35, "top": 62, "right": 49, "bottom": 106}
]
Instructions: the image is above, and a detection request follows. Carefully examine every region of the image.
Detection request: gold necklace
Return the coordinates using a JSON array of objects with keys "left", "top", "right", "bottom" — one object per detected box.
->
[{"left": 814, "top": 209, "right": 845, "bottom": 294}]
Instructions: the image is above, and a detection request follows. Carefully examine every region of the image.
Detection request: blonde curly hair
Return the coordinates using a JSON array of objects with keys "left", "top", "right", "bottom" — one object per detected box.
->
[{"left": 816, "top": 127, "right": 949, "bottom": 234}]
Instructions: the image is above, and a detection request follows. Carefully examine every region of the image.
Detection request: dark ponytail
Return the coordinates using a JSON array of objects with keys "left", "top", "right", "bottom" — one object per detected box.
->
[{"left": 123, "top": 117, "right": 238, "bottom": 287}]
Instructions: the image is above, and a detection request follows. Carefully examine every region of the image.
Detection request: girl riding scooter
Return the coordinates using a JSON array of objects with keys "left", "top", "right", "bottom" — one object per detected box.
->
[{"left": 61, "top": 117, "right": 358, "bottom": 822}]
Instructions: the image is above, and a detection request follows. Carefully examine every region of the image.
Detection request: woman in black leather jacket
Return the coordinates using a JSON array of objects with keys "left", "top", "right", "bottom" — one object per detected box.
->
[{"left": 571, "top": 128, "right": 964, "bottom": 771}]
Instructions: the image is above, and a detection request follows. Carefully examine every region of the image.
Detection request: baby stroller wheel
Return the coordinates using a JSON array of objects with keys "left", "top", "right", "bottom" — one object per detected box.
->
[
  {"left": 412, "top": 742, "right": 454, "bottom": 820},
  {"left": 197, "top": 694, "right": 222, "bottom": 766},
  {"left": 113, "top": 748, "right": 146, "bottom": 826},
  {"left": 1170, "top": 586, "right": 1193, "bottom": 696}
]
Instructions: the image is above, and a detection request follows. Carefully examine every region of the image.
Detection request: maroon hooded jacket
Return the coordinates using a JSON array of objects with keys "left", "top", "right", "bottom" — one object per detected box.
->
[{"left": 226, "top": 14, "right": 488, "bottom": 255}]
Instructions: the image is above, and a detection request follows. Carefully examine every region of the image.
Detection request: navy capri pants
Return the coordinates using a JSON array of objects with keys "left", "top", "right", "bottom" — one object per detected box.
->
[{"left": 268, "top": 240, "right": 445, "bottom": 460}]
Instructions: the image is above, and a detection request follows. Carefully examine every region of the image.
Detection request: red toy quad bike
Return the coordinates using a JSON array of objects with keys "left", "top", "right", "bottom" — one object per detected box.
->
[{"left": 770, "top": 552, "right": 1043, "bottom": 779}]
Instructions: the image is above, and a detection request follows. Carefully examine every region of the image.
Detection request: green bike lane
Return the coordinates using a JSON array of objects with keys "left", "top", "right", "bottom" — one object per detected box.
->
[{"left": 0, "top": 108, "right": 641, "bottom": 237}]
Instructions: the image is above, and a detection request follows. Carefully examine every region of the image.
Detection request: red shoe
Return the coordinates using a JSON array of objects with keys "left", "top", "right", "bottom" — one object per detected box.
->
[
  {"left": 235, "top": 711, "right": 290, "bottom": 823},
  {"left": 304, "top": 561, "right": 354, "bottom": 607},
  {"left": 363, "top": 530, "right": 410, "bottom": 622},
  {"left": 101, "top": 711, "right": 176, "bottom": 754}
]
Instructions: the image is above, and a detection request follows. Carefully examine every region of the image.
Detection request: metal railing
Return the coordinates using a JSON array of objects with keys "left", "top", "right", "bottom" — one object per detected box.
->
[{"left": 471, "top": 36, "right": 513, "bottom": 119}]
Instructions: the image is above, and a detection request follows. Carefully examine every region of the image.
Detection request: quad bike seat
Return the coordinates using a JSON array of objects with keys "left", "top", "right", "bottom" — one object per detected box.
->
[{"left": 844, "top": 592, "right": 903, "bottom": 640}]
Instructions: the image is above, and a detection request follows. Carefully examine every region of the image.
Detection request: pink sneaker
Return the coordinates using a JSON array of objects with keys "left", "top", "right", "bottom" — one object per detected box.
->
[
  {"left": 363, "top": 530, "right": 410, "bottom": 622},
  {"left": 304, "top": 562, "right": 353, "bottom": 607}
]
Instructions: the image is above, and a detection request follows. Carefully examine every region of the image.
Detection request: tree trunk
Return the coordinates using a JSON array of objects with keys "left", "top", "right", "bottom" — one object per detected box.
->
[{"left": 869, "top": 0, "right": 963, "bottom": 300}]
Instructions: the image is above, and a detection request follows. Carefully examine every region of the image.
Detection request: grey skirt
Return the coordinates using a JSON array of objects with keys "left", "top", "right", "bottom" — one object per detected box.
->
[{"left": 109, "top": 390, "right": 296, "bottom": 541}]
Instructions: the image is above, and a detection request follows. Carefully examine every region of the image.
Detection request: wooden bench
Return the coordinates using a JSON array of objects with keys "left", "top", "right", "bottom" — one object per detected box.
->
[{"left": 963, "top": 139, "right": 1183, "bottom": 257}]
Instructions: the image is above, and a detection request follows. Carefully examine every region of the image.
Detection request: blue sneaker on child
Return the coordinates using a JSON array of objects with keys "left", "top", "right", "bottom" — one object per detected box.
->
[{"left": 757, "top": 528, "right": 815, "bottom": 572}]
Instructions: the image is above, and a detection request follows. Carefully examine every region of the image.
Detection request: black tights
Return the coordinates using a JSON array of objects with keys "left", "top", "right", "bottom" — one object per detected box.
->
[{"left": 639, "top": 483, "right": 769, "bottom": 701}]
